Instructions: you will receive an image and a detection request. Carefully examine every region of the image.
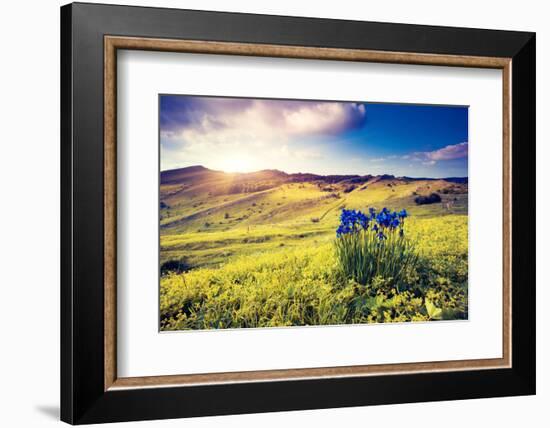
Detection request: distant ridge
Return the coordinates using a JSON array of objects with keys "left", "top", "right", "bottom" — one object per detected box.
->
[
  {"left": 159, "top": 165, "right": 468, "bottom": 233},
  {"left": 162, "top": 165, "right": 209, "bottom": 175},
  {"left": 161, "top": 165, "right": 466, "bottom": 185},
  {"left": 160, "top": 165, "right": 222, "bottom": 185},
  {"left": 402, "top": 176, "right": 468, "bottom": 184},
  {"left": 440, "top": 177, "right": 468, "bottom": 184}
]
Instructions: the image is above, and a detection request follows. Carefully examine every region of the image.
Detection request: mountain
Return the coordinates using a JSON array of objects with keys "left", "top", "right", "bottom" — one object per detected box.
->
[
  {"left": 160, "top": 165, "right": 466, "bottom": 196},
  {"left": 159, "top": 165, "right": 468, "bottom": 238},
  {"left": 160, "top": 165, "right": 224, "bottom": 185},
  {"left": 161, "top": 165, "right": 376, "bottom": 191},
  {"left": 403, "top": 176, "right": 468, "bottom": 184},
  {"left": 159, "top": 166, "right": 468, "bottom": 269}
]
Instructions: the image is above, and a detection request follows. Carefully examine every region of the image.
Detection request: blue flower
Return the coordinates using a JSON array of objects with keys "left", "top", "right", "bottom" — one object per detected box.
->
[
  {"left": 376, "top": 211, "right": 391, "bottom": 228},
  {"left": 336, "top": 207, "right": 409, "bottom": 238},
  {"left": 369, "top": 207, "right": 376, "bottom": 218},
  {"left": 357, "top": 211, "right": 369, "bottom": 230}
]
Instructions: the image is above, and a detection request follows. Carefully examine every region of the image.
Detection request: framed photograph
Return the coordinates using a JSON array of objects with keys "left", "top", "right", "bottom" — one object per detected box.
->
[{"left": 61, "top": 2, "right": 535, "bottom": 424}]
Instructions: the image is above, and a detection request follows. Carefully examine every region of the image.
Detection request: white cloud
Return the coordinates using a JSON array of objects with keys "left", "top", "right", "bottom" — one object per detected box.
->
[
  {"left": 408, "top": 142, "right": 468, "bottom": 165},
  {"left": 161, "top": 98, "right": 365, "bottom": 171},
  {"left": 426, "top": 142, "right": 468, "bottom": 161},
  {"left": 162, "top": 99, "right": 366, "bottom": 150}
]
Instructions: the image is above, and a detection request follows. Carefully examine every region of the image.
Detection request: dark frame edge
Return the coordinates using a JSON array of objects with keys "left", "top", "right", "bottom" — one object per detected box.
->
[
  {"left": 510, "top": 33, "right": 536, "bottom": 394},
  {"left": 61, "top": 3, "right": 74, "bottom": 425}
]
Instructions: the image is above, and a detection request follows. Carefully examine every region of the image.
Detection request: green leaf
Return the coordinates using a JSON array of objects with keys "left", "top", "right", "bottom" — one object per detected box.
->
[{"left": 425, "top": 300, "right": 443, "bottom": 320}]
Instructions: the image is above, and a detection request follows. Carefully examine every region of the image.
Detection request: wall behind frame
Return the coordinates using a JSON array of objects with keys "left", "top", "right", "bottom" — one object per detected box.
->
[{"left": 0, "top": 1, "right": 545, "bottom": 427}]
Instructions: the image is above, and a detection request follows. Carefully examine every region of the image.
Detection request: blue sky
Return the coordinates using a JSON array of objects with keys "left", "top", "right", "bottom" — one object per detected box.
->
[{"left": 160, "top": 95, "right": 468, "bottom": 178}]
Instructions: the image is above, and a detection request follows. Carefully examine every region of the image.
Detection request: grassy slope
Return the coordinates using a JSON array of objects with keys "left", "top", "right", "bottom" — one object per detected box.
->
[
  {"left": 160, "top": 167, "right": 467, "bottom": 268},
  {"left": 160, "top": 215, "right": 468, "bottom": 330},
  {"left": 159, "top": 166, "right": 468, "bottom": 330}
]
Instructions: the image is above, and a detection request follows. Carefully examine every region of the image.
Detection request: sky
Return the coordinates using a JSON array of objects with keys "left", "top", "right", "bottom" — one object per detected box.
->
[{"left": 160, "top": 95, "right": 468, "bottom": 178}]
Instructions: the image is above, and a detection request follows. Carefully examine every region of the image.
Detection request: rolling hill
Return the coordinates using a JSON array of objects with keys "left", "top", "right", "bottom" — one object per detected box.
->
[{"left": 159, "top": 165, "right": 467, "bottom": 270}]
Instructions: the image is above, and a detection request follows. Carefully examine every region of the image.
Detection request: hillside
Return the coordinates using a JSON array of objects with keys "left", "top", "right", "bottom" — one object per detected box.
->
[{"left": 160, "top": 165, "right": 467, "bottom": 269}]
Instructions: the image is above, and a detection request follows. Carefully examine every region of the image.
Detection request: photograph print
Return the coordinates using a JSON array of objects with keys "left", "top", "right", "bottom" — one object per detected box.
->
[{"left": 159, "top": 95, "right": 468, "bottom": 331}]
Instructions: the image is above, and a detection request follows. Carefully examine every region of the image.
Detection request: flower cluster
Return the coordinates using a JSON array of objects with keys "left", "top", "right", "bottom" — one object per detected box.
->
[
  {"left": 336, "top": 209, "right": 369, "bottom": 236},
  {"left": 336, "top": 207, "right": 408, "bottom": 240}
]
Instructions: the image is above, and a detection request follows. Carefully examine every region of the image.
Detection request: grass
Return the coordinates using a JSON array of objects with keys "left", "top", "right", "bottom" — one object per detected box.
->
[
  {"left": 161, "top": 176, "right": 466, "bottom": 255},
  {"left": 160, "top": 215, "right": 467, "bottom": 330},
  {"left": 159, "top": 167, "right": 468, "bottom": 330},
  {"left": 335, "top": 222, "right": 418, "bottom": 290}
]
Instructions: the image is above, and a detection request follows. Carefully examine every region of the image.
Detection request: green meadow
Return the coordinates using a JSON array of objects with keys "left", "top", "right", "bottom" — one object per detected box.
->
[{"left": 159, "top": 166, "right": 468, "bottom": 330}]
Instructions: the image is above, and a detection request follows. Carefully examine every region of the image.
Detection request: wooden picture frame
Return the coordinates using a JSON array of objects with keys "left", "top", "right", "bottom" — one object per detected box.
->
[{"left": 61, "top": 2, "right": 535, "bottom": 424}]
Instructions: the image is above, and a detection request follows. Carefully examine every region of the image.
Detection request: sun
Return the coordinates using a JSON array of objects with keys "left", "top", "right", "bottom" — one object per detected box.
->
[{"left": 218, "top": 155, "right": 255, "bottom": 173}]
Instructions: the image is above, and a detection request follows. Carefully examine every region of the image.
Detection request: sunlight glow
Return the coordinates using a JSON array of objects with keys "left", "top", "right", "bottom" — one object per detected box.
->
[{"left": 218, "top": 154, "right": 256, "bottom": 173}]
